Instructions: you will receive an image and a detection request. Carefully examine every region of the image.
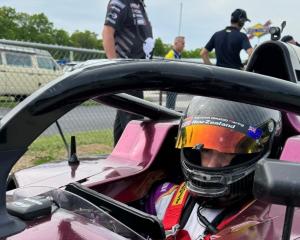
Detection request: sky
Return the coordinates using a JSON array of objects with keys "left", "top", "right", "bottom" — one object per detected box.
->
[{"left": 1, "top": 0, "right": 300, "bottom": 50}]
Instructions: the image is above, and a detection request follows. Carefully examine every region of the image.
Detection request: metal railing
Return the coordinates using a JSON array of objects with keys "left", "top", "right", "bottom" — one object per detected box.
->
[{"left": 0, "top": 40, "right": 192, "bottom": 172}]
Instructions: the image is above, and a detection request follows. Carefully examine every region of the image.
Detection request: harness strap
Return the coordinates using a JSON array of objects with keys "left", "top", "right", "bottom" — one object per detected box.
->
[
  {"left": 204, "top": 200, "right": 254, "bottom": 240},
  {"left": 162, "top": 183, "right": 189, "bottom": 231}
]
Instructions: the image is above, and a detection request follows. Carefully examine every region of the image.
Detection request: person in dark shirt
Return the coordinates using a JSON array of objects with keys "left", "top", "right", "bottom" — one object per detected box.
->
[
  {"left": 281, "top": 35, "right": 300, "bottom": 47},
  {"left": 103, "top": 0, "right": 154, "bottom": 59},
  {"left": 102, "top": 0, "right": 154, "bottom": 145},
  {"left": 201, "top": 9, "right": 253, "bottom": 70}
]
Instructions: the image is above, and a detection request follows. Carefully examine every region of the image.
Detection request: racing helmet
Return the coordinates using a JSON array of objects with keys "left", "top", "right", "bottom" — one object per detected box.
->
[{"left": 176, "top": 96, "right": 282, "bottom": 206}]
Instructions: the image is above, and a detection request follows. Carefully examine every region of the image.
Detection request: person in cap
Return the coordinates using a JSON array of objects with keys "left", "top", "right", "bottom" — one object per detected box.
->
[
  {"left": 281, "top": 35, "right": 300, "bottom": 47},
  {"left": 201, "top": 9, "right": 253, "bottom": 69},
  {"left": 145, "top": 96, "right": 282, "bottom": 239}
]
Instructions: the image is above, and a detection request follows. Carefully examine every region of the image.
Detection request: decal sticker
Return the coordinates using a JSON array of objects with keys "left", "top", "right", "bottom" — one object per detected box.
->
[
  {"left": 268, "top": 121, "right": 274, "bottom": 133},
  {"left": 110, "top": 0, "right": 126, "bottom": 9},
  {"left": 108, "top": 12, "right": 118, "bottom": 20},
  {"left": 110, "top": 5, "right": 121, "bottom": 12},
  {"left": 172, "top": 184, "right": 187, "bottom": 206},
  {"left": 106, "top": 17, "right": 116, "bottom": 25},
  {"left": 247, "top": 126, "right": 263, "bottom": 139},
  {"left": 143, "top": 37, "right": 154, "bottom": 59}
]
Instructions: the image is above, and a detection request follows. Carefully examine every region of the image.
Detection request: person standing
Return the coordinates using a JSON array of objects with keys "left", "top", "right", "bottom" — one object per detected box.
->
[
  {"left": 164, "top": 36, "right": 185, "bottom": 109},
  {"left": 102, "top": 0, "right": 154, "bottom": 145},
  {"left": 281, "top": 35, "right": 300, "bottom": 46},
  {"left": 201, "top": 9, "right": 253, "bottom": 70}
]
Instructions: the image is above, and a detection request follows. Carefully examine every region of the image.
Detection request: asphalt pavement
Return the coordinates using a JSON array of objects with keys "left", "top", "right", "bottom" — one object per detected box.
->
[{"left": 0, "top": 92, "right": 193, "bottom": 136}]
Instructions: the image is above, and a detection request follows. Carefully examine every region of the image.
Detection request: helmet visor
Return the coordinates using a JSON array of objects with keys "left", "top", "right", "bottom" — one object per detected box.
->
[{"left": 176, "top": 117, "right": 272, "bottom": 154}]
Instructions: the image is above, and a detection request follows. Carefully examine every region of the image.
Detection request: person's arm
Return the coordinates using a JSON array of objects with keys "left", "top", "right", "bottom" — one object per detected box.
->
[
  {"left": 246, "top": 47, "right": 253, "bottom": 57},
  {"left": 102, "top": 0, "right": 127, "bottom": 59},
  {"left": 242, "top": 34, "right": 253, "bottom": 57},
  {"left": 102, "top": 25, "right": 117, "bottom": 59},
  {"left": 201, "top": 34, "right": 215, "bottom": 65},
  {"left": 200, "top": 48, "right": 212, "bottom": 65}
]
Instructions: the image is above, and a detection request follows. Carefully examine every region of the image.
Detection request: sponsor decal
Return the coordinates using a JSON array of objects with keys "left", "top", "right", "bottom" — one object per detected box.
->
[
  {"left": 110, "top": 0, "right": 126, "bottom": 9},
  {"left": 106, "top": 17, "right": 116, "bottom": 25},
  {"left": 110, "top": 5, "right": 121, "bottom": 12},
  {"left": 247, "top": 126, "right": 263, "bottom": 139},
  {"left": 108, "top": 12, "right": 118, "bottom": 20},
  {"left": 188, "top": 116, "right": 242, "bottom": 129},
  {"left": 137, "top": 19, "right": 146, "bottom": 25},
  {"left": 161, "top": 183, "right": 171, "bottom": 192},
  {"left": 132, "top": 9, "right": 142, "bottom": 14},
  {"left": 247, "top": 20, "right": 272, "bottom": 39},
  {"left": 143, "top": 37, "right": 154, "bottom": 59},
  {"left": 172, "top": 184, "right": 187, "bottom": 205},
  {"left": 130, "top": 3, "right": 140, "bottom": 9},
  {"left": 268, "top": 121, "right": 274, "bottom": 133}
]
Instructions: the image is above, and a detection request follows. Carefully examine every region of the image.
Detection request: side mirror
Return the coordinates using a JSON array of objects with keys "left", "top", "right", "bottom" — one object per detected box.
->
[{"left": 253, "top": 158, "right": 300, "bottom": 240}]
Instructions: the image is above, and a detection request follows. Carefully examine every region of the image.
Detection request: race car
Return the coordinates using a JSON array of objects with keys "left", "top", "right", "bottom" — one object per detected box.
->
[{"left": 1, "top": 40, "right": 300, "bottom": 239}]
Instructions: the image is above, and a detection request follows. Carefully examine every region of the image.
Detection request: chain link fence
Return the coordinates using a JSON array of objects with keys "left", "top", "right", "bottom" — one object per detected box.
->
[{"left": 0, "top": 39, "right": 193, "bottom": 171}]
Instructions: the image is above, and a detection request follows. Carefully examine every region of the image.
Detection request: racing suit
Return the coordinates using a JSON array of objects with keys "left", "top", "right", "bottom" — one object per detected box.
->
[
  {"left": 144, "top": 182, "right": 264, "bottom": 240},
  {"left": 145, "top": 182, "right": 225, "bottom": 239}
]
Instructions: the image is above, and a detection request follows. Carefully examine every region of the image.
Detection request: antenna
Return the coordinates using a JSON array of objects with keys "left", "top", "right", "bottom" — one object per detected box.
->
[{"left": 178, "top": 2, "right": 183, "bottom": 36}]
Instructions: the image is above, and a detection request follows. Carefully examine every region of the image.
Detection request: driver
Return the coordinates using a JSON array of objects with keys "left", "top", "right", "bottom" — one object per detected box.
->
[{"left": 145, "top": 96, "right": 282, "bottom": 240}]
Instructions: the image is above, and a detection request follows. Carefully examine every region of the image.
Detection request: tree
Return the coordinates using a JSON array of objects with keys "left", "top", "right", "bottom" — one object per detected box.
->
[
  {"left": 0, "top": 7, "right": 19, "bottom": 40},
  {"left": 0, "top": 6, "right": 205, "bottom": 56},
  {"left": 70, "top": 30, "right": 100, "bottom": 49},
  {"left": 25, "top": 13, "right": 55, "bottom": 43},
  {"left": 53, "top": 29, "right": 71, "bottom": 46},
  {"left": 182, "top": 48, "right": 201, "bottom": 58},
  {"left": 153, "top": 38, "right": 166, "bottom": 57}
]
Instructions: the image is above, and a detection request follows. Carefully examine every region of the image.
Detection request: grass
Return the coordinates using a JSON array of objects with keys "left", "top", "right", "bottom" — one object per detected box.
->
[
  {"left": 0, "top": 97, "right": 99, "bottom": 109},
  {"left": 13, "top": 129, "right": 114, "bottom": 172},
  {"left": 81, "top": 99, "right": 100, "bottom": 107},
  {"left": 0, "top": 96, "right": 18, "bottom": 108}
]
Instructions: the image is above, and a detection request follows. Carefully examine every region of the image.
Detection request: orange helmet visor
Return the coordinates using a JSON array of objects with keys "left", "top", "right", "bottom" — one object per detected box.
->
[{"left": 176, "top": 124, "right": 263, "bottom": 154}]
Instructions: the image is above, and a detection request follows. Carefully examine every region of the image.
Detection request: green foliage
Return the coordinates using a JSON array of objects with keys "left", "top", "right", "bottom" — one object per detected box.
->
[
  {"left": 0, "top": 7, "right": 19, "bottom": 39},
  {"left": 154, "top": 38, "right": 166, "bottom": 57},
  {"left": 0, "top": 6, "right": 103, "bottom": 50},
  {"left": 0, "top": 6, "right": 204, "bottom": 56},
  {"left": 28, "top": 129, "right": 113, "bottom": 165},
  {"left": 181, "top": 48, "right": 200, "bottom": 58},
  {"left": 70, "top": 30, "right": 100, "bottom": 49},
  {"left": 53, "top": 29, "right": 71, "bottom": 46}
]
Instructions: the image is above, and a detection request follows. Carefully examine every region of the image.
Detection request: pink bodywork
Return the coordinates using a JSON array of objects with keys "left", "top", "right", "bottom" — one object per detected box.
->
[
  {"left": 7, "top": 114, "right": 300, "bottom": 240},
  {"left": 11, "top": 121, "right": 177, "bottom": 199},
  {"left": 280, "top": 113, "right": 300, "bottom": 163},
  {"left": 7, "top": 121, "right": 176, "bottom": 240},
  {"left": 7, "top": 209, "right": 129, "bottom": 240}
]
